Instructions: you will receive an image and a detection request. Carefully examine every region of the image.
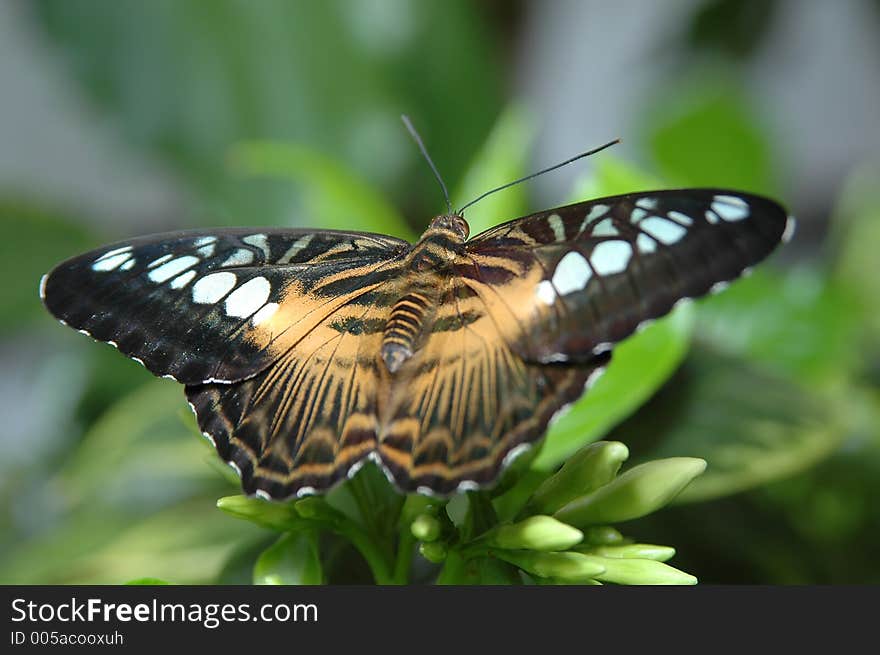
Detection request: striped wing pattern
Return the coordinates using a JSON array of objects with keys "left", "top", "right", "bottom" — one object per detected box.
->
[
  {"left": 41, "top": 188, "right": 791, "bottom": 499},
  {"left": 378, "top": 276, "right": 609, "bottom": 495}
]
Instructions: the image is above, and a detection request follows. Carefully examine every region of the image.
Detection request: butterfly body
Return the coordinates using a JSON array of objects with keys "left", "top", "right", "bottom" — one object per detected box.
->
[{"left": 42, "top": 189, "right": 793, "bottom": 498}]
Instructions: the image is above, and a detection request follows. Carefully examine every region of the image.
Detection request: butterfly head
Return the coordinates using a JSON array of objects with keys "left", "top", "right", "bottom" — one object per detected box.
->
[{"left": 428, "top": 214, "right": 470, "bottom": 241}]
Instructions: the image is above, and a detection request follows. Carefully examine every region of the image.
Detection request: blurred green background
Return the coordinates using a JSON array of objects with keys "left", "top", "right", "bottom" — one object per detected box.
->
[{"left": 1, "top": 0, "right": 878, "bottom": 584}]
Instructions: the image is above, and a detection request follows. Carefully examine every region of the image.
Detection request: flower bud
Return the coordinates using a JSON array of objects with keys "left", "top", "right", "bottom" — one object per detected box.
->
[
  {"left": 496, "top": 551, "right": 606, "bottom": 581},
  {"left": 582, "top": 543, "right": 675, "bottom": 562},
  {"left": 575, "top": 554, "right": 697, "bottom": 585},
  {"left": 487, "top": 516, "right": 583, "bottom": 552},
  {"left": 554, "top": 458, "right": 707, "bottom": 528},
  {"left": 419, "top": 542, "right": 448, "bottom": 563},
  {"left": 411, "top": 514, "right": 442, "bottom": 542},
  {"left": 216, "top": 495, "right": 300, "bottom": 531},
  {"left": 528, "top": 441, "right": 630, "bottom": 514},
  {"left": 582, "top": 526, "right": 624, "bottom": 545}
]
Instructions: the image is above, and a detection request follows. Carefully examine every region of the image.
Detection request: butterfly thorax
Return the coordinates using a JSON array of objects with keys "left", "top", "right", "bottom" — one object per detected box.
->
[{"left": 381, "top": 214, "right": 470, "bottom": 373}]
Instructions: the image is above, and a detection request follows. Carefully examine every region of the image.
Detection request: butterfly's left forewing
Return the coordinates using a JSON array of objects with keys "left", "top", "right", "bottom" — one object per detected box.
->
[
  {"left": 42, "top": 228, "right": 408, "bottom": 384},
  {"left": 464, "top": 189, "right": 791, "bottom": 364}
]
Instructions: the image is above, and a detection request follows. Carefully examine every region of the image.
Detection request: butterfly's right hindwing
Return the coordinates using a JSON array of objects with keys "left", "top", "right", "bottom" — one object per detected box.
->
[{"left": 42, "top": 228, "right": 408, "bottom": 384}]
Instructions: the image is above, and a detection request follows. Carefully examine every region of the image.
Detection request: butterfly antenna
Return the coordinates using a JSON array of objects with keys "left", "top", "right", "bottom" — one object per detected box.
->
[
  {"left": 456, "top": 138, "right": 621, "bottom": 215},
  {"left": 401, "top": 115, "right": 453, "bottom": 215}
]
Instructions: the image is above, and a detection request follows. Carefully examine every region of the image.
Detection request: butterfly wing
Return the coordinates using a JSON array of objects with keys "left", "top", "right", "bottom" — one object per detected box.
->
[
  {"left": 41, "top": 228, "right": 408, "bottom": 384},
  {"left": 185, "top": 286, "right": 396, "bottom": 499},
  {"left": 464, "top": 189, "right": 792, "bottom": 364},
  {"left": 378, "top": 275, "right": 610, "bottom": 495}
]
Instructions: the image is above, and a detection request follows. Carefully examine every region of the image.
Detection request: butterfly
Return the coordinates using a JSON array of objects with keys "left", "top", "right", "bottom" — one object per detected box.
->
[{"left": 41, "top": 188, "right": 794, "bottom": 499}]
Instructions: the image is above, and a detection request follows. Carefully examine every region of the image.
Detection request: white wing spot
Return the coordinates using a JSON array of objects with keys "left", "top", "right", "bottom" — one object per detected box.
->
[
  {"left": 147, "top": 254, "right": 173, "bottom": 269},
  {"left": 95, "top": 245, "right": 133, "bottom": 261},
  {"left": 637, "top": 233, "right": 657, "bottom": 253},
  {"left": 222, "top": 248, "right": 255, "bottom": 267},
  {"left": 631, "top": 207, "right": 648, "bottom": 223},
  {"left": 92, "top": 252, "right": 131, "bottom": 272},
  {"left": 170, "top": 269, "right": 197, "bottom": 289},
  {"left": 535, "top": 280, "right": 557, "bottom": 305},
  {"left": 552, "top": 251, "right": 592, "bottom": 295},
  {"left": 590, "top": 240, "right": 632, "bottom": 275},
  {"left": 640, "top": 216, "right": 687, "bottom": 245},
  {"left": 636, "top": 198, "right": 658, "bottom": 210},
  {"left": 225, "top": 276, "right": 272, "bottom": 318},
  {"left": 587, "top": 204, "right": 608, "bottom": 221},
  {"left": 197, "top": 243, "right": 216, "bottom": 257},
  {"left": 194, "top": 236, "right": 218, "bottom": 246},
  {"left": 705, "top": 210, "right": 720, "bottom": 224},
  {"left": 591, "top": 218, "right": 619, "bottom": 237},
  {"left": 711, "top": 195, "right": 749, "bottom": 221},
  {"left": 548, "top": 213, "right": 566, "bottom": 242},
  {"left": 192, "top": 271, "right": 237, "bottom": 304},
  {"left": 279, "top": 235, "right": 314, "bottom": 263},
  {"left": 252, "top": 302, "right": 279, "bottom": 326},
  {"left": 592, "top": 342, "right": 612, "bottom": 355},
  {"left": 119, "top": 259, "right": 135, "bottom": 271},
  {"left": 148, "top": 255, "right": 199, "bottom": 283},
  {"left": 243, "top": 234, "right": 271, "bottom": 256},
  {"left": 782, "top": 216, "right": 797, "bottom": 243},
  {"left": 668, "top": 210, "right": 694, "bottom": 226}
]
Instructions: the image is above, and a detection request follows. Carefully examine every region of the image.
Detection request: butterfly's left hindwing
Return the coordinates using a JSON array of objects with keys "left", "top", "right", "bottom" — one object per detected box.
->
[
  {"left": 42, "top": 228, "right": 408, "bottom": 384},
  {"left": 464, "top": 189, "right": 791, "bottom": 364}
]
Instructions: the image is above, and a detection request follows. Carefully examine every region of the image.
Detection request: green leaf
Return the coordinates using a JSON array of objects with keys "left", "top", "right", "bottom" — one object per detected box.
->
[
  {"left": 0, "top": 499, "right": 264, "bottom": 584},
  {"left": 642, "top": 77, "right": 778, "bottom": 194},
  {"left": 830, "top": 162, "right": 880, "bottom": 343},
  {"left": 57, "top": 380, "right": 228, "bottom": 511},
  {"left": 452, "top": 104, "right": 534, "bottom": 236},
  {"left": 0, "top": 199, "right": 94, "bottom": 334},
  {"left": 253, "top": 531, "right": 322, "bottom": 585},
  {"left": 554, "top": 458, "right": 706, "bottom": 528},
  {"left": 695, "top": 267, "right": 862, "bottom": 386},
  {"left": 628, "top": 350, "right": 847, "bottom": 503},
  {"left": 536, "top": 305, "right": 694, "bottom": 470},
  {"left": 570, "top": 157, "right": 665, "bottom": 200},
  {"left": 229, "top": 141, "right": 411, "bottom": 238}
]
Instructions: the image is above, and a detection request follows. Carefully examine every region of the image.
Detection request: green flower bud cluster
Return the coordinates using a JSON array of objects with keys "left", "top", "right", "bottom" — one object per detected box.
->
[{"left": 447, "top": 442, "right": 705, "bottom": 585}]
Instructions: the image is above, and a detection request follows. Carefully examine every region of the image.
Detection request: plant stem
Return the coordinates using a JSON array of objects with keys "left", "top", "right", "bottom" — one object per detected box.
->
[
  {"left": 392, "top": 531, "right": 415, "bottom": 584},
  {"left": 333, "top": 520, "right": 394, "bottom": 585}
]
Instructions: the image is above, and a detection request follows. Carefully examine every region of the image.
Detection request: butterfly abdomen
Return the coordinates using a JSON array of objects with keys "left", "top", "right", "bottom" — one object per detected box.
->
[{"left": 381, "top": 291, "right": 432, "bottom": 373}]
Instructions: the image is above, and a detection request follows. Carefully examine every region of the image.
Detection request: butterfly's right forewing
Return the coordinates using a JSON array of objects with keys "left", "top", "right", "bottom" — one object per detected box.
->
[{"left": 464, "top": 189, "right": 791, "bottom": 364}]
